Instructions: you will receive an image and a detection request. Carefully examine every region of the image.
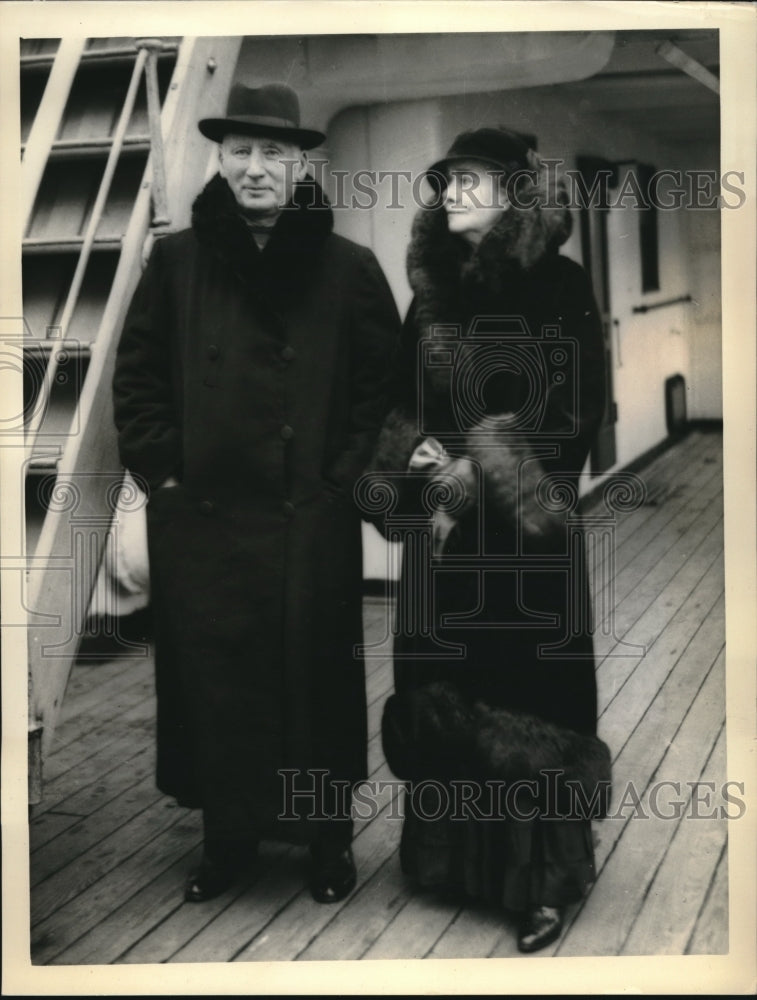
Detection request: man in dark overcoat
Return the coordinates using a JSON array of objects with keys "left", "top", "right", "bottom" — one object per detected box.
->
[{"left": 112, "top": 84, "right": 401, "bottom": 903}]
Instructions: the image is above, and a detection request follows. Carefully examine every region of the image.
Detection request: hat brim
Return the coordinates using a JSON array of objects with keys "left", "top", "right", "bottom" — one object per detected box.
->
[
  {"left": 424, "top": 154, "right": 510, "bottom": 191},
  {"left": 198, "top": 117, "right": 325, "bottom": 150}
]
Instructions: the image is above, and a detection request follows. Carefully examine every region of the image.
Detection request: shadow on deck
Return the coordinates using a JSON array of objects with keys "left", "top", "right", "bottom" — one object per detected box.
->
[{"left": 29, "top": 428, "right": 727, "bottom": 963}]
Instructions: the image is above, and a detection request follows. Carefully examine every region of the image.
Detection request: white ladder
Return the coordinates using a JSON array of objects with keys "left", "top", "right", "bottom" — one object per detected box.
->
[{"left": 22, "top": 35, "right": 242, "bottom": 802}]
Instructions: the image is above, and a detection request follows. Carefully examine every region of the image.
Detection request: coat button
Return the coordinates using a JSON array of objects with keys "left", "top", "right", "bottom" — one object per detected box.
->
[
  {"left": 280, "top": 425, "right": 294, "bottom": 441},
  {"left": 281, "top": 345, "right": 295, "bottom": 362},
  {"left": 283, "top": 501, "right": 295, "bottom": 517},
  {"left": 206, "top": 345, "right": 220, "bottom": 360},
  {"left": 199, "top": 500, "right": 214, "bottom": 515}
]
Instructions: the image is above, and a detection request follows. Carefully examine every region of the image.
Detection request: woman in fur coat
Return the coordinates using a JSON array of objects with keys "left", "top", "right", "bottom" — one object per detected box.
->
[{"left": 368, "top": 128, "right": 611, "bottom": 952}]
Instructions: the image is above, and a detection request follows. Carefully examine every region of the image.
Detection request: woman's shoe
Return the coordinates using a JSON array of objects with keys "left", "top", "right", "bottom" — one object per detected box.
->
[{"left": 517, "top": 905, "right": 564, "bottom": 953}]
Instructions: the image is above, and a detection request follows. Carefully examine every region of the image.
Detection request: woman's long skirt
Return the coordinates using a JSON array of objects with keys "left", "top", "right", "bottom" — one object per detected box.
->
[{"left": 391, "top": 509, "right": 599, "bottom": 911}]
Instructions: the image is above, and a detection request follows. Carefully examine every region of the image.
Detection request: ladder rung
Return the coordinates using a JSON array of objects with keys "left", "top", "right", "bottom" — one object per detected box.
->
[
  {"left": 21, "top": 42, "right": 179, "bottom": 71},
  {"left": 23, "top": 237, "right": 123, "bottom": 255},
  {"left": 27, "top": 451, "right": 62, "bottom": 473},
  {"left": 23, "top": 340, "right": 92, "bottom": 357},
  {"left": 21, "top": 136, "right": 151, "bottom": 160}
]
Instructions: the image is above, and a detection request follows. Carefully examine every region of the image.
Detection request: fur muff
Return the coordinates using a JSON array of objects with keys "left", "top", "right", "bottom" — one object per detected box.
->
[
  {"left": 367, "top": 406, "right": 424, "bottom": 480},
  {"left": 382, "top": 681, "right": 612, "bottom": 818},
  {"left": 464, "top": 415, "right": 565, "bottom": 543},
  {"left": 365, "top": 408, "right": 564, "bottom": 545}
]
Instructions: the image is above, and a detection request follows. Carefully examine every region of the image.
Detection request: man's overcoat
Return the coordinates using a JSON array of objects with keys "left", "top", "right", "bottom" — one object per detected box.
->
[{"left": 113, "top": 174, "right": 400, "bottom": 841}]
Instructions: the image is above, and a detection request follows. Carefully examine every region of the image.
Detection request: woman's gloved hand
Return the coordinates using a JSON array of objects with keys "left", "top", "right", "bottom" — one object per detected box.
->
[{"left": 409, "top": 438, "right": 479, "bottom": 554}]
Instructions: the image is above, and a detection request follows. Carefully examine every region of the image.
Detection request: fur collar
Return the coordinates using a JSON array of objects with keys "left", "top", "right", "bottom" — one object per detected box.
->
[
  {"left": 191, "top": 172, "right": 333, "bottom": 302},
  {"left": 406, "top": 177, "right": 572, "bottom": 337}
]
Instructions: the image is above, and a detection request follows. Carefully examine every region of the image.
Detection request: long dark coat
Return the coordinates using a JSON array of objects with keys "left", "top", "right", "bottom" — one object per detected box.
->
[
  {"left": 368, "top": 184, "right": 608, "bottom": 908},
  {"left": 113, "top": 174, "right": 400, "bottom": 843}
]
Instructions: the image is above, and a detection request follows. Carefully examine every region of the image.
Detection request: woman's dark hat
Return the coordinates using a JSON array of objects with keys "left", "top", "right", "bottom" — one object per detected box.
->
[
  {"left": 425, "top": 127, "right": 532, "bottom": 191},
  {"left": 198, "top": 83, "right": 325, "bottom": 149}
]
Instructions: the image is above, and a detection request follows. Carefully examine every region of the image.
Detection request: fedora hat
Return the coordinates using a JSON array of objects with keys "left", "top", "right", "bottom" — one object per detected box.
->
[{"left": 198, "top": 83, "right": 325, "bottom": 149}]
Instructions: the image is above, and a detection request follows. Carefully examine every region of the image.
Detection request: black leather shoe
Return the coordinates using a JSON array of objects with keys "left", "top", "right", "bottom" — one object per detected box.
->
[
  {"left": 310, "top": 847, "right": 357, "bottom": 904},
  {"left": 184, "top": 838, "right": 258, "bottom": 903},
  {"left": 184, "top": 855, "right": 240, "bottom": 902},
  {"left": 517, "top": 905, "right": 564, "bottom": 953}
]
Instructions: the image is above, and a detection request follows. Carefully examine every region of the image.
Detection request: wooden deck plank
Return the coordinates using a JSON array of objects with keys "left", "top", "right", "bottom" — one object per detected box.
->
[
  {"left": 297, "top": 849, "right": 410, "bottom": 961},
  {"left": 589, "top": 502, "right": 721, "bottom": 674},
  {"left": 29, "top": 430, "right": 726, "bottom": 964},
  {"left": 61, "top": 656, "right": 137, "bottom": 709},
  {"left": 57, "top": 654, "right": 153, "bottom": 727},
  {"left": 367, "top": 688, "right": 388, "bottom": 741},
  {"left": 363, "top": 610, "right": 394, "bottom": 678},
  {"left": 596, "top": 523, "right": 723, "bottom": 716},
  {"left": 31, "top": 746, "right": 156, "bottom": 851},
  {"left": 115, "top": 756, "right": 397, "bottom": 964},
  {"left": 488, "top": 605, "right": 725, "bottom": 959},
  {"left": 606, "top": 489, "right": 722, "bottom": 631},
  {"left": 605, "top": 431, "right": 719, "bottom": 530},
  {"left": 587, "top": 436, "right": 720, "bottom": 595},
  {"left": 31, "top": 795, "right": 189, "bottom": 927},
  {"left": 360, "top": 890, "right": 458, "bottom": 960},
  {"left": 117, "top": 840, "right": 300, "bottom": 965},
  {"left": 621, "top": 726, "right": 727, "bottom": 955},
  {"left": 35, "top": 694, "right": 156, "bottom": 813},
  {"left": 584, "top": 430, "right": 710, "bottom": 527},
  {"left": 49, "top": 729, "right": 394, "bottom": 964},
  {"left": 29, "top": 810, "right": 91, "bottom": 848},
  {"left": 32, "top": 807, "right": 200, "bottom": 965},
  {"left": 31, "top": 774, "right": 164, "bottom": 887},
  {"left": 172, "top": 767, "right": 402, "bottom": 963},
  {"left": 599, "top": 575, "right": 724, "bottom": 753},
  {"left": 556, "top": 651, "right": 725, "bottom": 956},
  {"left": 594, "top": 452, "right": 721, "bottom": 581},
  {"left": 429, "top": 902, "right": 517, "bottom": 960},
  {"left": 350, "top": 436, "right": 725, "bottom": 962},
  {"left": 365, "top": 657, "right": 393, "bottom": 706},
  {"left": 51, "top": 844, "right": 204, "bottom": 965},
  {"left": 686, "top": 840, "right": 729, "bottom": 955},
  {"left": 591, "top": 446, "right": 720, "bottom": 583},
  {"left": 43, "top": 665, "right": 154, "bottom": 768},
  {"left": 590, "top": 474, "right": 722, "bottom": 647},
  {"left": 366, "top": 728, "right": 384, "bottom": 776},
  {"left": 374, "top": 632, "right": 724, "bottom": 958}
]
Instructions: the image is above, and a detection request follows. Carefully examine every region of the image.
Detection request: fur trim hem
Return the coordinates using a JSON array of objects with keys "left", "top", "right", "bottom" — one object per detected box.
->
[{"left": 382, "top": 681, "right": 612, "bottom": 818}]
